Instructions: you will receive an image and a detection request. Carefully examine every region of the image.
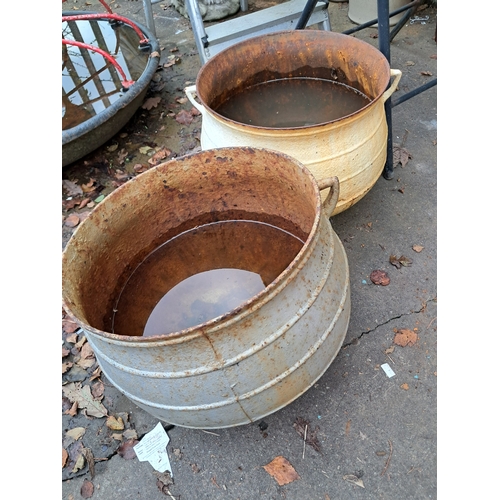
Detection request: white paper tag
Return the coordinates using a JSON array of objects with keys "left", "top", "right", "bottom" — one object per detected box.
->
[
  {"left": 133, "top": 422, "right": 172, "bottom": 475},
  {"left": 381, "top": 363, "right": 395, "bottom": 378}
]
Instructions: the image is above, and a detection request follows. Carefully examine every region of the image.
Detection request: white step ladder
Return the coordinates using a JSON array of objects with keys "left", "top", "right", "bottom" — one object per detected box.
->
[{"left": 184, "top": 0, "right": 332, "bottom": 64}]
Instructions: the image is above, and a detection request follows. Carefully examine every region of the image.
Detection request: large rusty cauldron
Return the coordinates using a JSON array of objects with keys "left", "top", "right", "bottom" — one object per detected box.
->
[
  {"left": 62, "top": 147, "right": 351, "bottom": 429},
  {"left": 185, "top": 30, "right": 402, "bottom": 215}
]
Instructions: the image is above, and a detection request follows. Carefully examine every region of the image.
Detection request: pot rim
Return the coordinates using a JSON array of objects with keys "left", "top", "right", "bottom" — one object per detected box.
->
[
  {"left": 195, "top": 30, "right": 391, "bottom": 130},
  {"left": 62, "top": 147, "right": 327, "bottom": 343}
]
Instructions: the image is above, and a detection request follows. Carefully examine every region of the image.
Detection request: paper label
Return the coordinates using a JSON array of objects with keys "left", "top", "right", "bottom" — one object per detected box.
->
[
  {"left": 381, "top": 363, "right": 395, "bottom": 378},
  {"left": 133, "top": 422, "right": 172, "bottom": 475}
]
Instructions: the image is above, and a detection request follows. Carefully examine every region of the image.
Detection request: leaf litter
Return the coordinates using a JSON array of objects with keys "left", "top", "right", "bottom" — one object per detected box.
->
[
  {"left": 393, "top": 129, "right": 412, "bottom": 168},
  {"left": 393, "top": 328, "right": 418, "bottom": 347},
  {"left": 370, "top": 270, "right": 390, "bottom": 286},
  {"left": 263, "top": 456, "right": 300, "bottom": 486},
  {"left": 389, "top": 255, "right": 413, "bottom": 269},
  {"left": 62, "top": 382, "right": 108, "bottom": 418},
  {"left": 343, "top": 473, "right": 365, "bottom": 488},
  {"left": 293, "top": 417, "right": 321, "bottom": 452}
]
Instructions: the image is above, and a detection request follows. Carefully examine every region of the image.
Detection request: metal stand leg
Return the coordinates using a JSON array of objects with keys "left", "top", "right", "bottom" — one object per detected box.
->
[
  {"left": 142, "top": 0, "right": 157, "bottom": 38},
  {"left": 377, "top": 0, "right": 394, "bottom": 180}
]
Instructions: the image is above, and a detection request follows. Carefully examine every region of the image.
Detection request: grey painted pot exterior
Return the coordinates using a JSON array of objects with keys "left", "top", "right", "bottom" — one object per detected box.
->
[{"left": 62, "top": 147, "right": 350, "bottom": 428}]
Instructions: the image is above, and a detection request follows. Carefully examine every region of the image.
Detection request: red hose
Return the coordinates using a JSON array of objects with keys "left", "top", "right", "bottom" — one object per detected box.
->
[
  {"left": 62, "top": 39, "right": 135, "bottom": 89},
  {"left": 62, "top": 13, "right": 149, "bottom": 45},
  {"left": 98, "top": 0, "right": 114, "bottom": 14}
]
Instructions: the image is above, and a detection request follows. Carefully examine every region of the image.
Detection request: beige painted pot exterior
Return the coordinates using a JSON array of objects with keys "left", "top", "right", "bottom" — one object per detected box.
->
[{"left": 185, "top": 30, "right": 401, "bottom": 215}]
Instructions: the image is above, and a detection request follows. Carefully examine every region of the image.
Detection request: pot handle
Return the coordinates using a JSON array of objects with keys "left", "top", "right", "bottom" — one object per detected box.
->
[
  {"left": 317, "top": 176, "right": 340, "bottom": 218},
  {"left": 185, "top": 85, "right": 206, "bottom": 115},
  {"left": 382, "top": 69, "right": 402, "bottom": 103}
]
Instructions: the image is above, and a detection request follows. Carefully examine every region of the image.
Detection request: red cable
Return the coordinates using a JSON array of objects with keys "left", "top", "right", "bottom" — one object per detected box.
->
[
  {"left": 62, "top": 39, "right": 135, "bottom": 89},
  {"left": 62, "top": 13, "right": 149, "bottom": 45}
]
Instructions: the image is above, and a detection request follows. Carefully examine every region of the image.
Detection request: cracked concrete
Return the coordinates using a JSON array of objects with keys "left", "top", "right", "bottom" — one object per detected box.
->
[{"left": 62, "top": 1, "right": 437, "bottom": 498}]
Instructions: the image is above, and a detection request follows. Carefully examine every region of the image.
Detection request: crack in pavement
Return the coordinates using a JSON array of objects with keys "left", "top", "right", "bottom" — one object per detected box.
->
[{"left": 343, "top": 296, "right": 437, "bottom": 348}]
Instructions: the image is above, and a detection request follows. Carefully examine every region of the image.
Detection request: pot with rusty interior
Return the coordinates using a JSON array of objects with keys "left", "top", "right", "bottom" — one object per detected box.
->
[
  {"left": 62, "top": 147, "right": 350, "bottom": 429},
  {"left": 185, "top": 30, "right": 401, "bottom": 215}
]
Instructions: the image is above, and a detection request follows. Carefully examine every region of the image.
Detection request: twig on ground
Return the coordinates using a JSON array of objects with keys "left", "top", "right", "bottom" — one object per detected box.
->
[
  {"left": 426, "top": 317, "right": 437, "bottom": 330},
  {"left": 201, "top": 430, "right": 220, "bottom": 436},
  {"left": 302, "top": 425, "right": 308, "bottom": 459},
  {"left": 381, "top": 440, "right": 393, "bottom": 476}
]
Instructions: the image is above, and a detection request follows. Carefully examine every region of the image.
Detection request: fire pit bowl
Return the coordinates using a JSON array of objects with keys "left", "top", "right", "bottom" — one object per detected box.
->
[{"left": 62, "top": 11, "right": 160, "bottom": 167}]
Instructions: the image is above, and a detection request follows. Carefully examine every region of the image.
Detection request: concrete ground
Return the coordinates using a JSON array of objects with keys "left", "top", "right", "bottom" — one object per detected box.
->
[{"left": 62, "top": 1, "right": 438, "bottom": 498}]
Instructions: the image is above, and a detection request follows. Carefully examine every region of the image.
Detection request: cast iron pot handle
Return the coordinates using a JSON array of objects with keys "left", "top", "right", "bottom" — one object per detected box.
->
[
  {"left": 185, "top": 85, "right": 205, "bottom": 115},
  {"left": 317, "top": 176, "right": 339, "bottom": 218},
  {"left": 382, "top": 69, "right": 402, "bottom": 102}
]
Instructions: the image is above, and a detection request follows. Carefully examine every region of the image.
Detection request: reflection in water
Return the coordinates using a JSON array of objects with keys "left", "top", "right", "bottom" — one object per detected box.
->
[{"left": 62, "top": 19, "right": 149, "bottom": 130}]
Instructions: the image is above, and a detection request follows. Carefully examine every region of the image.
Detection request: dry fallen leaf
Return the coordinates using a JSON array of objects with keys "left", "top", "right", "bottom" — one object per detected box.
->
[
  {"left": 62, "top": 383, "right": 108, "bottom": 418},
  {"left": 79, "top": 198, "right": 91, "bottom": 209},
  {"left": 398, "top": 255, "right": 412, "bottom": 267},
  {"left": 412, "top": 244, "right": 424, "bottom": 253},
  {"left": 175, "top": 109, "right": 194, "bottom": 125},
  {"left": 389, "top": 255, "right": 402, "bottom": 269},
  {"left": 91, "top": 380, "right": 105, "bottom": 399},
  {"left": 75, "top": 335, "right": 87, "bottom": 349},
  {"left": 63, "top": 179, "right": 84, "bottom": 196},
  {"left": 370, "top": 270, "right": 390, "bottom": 286},
  {"left": 81, "top": 178, "right": 96, "bottom": 193},
  {"left": 394, "top": 328, "right": 418, "bottom": 347},
  {"left": 118, "top": 439, "right": 139, "bottom": 460},
  {"left": 62, "top": 318, "right": 79, "bottom": 334},
  {"left": 117, "top": 149, "right": 128, "bottom": 165},
  {"left": 80, "top": 479, "right": 94, "bottom": 499},
  {"left": 66, "top": 427, "right": 86, "bottom": 441},
  {"left": 72, "top": 453, "right": 85, "bottom": 473},
  {"left": 62, "top": 448, "right": 68, "bottom": 468},
  {"left": 400, "top": 383, "right": 409, "bottom": 390},
  {"left": 134, "top": 163, "right": 149, "bottom": 173},
  {"left": 123, "top": 429, "right": 138, "bottom": 441},
  {"left": 393, "top": 145, "right": 412, "bottom": 168},
  {"left": 65, "top": 401, "right": 78, "bottom": 417},
  {"left": 89, "top": 366, "right": 102, "bottom": 381},
  {"left": 421, "top": 70, "right": 433, "bottom": 76},
  {"left": 163, "top": 55, "right": 180, "bottom": 68},
  {"left": 156, "top": 471, "right": 174, "bottom": 495},
  {"left": 62, "top": 361, "right": 73, "bottom": 374},
  {"left": 148, "top": 147, "right": 172, "bottom": 166},
  {"left": 390, "top": 255, "right": 413, "bottom": 269},
  {"left": 142, "top": 96, "right": 162, "bottom": 110},
  {"left": 263, "top": 456, "right": 300, "bottom": 486},
  {"left": 343, "top": 474, "right": 365, "bottom": 488},
  {"left": 79, "top": 342, "right": 94, "bottom": 360},
  {"left": 83, "top": 448, "right": 95, "bottom": 479},
  {"left": 106, "top": 415, "right": 125, "bottom": 431},
  {"left": 65, "top": 214, "right": 80, "bottom": 228},
  {"left": 293, "top": 417, "right": 321, "bottom": 452}
]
